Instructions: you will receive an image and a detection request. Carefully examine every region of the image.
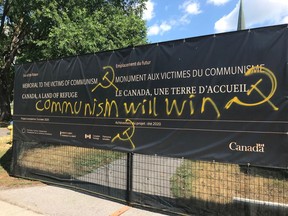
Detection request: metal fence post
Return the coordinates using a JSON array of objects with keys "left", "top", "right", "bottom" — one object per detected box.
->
[{"left": 126, "top": 152, "right": 134, "bottom": 205}]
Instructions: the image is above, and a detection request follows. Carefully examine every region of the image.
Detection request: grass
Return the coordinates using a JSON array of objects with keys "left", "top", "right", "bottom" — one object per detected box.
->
[
  {"left": 170, "top": 160, "right": 288, "bottom": 204},
  {"left": 3, "top": 126, "right": 287, "bottom": 205},
  {"left": 171, "top": 162, "right": 195, "bottom": 198},
  {"left": 0, "top": 136, "right": 41, "bottom": 189},
  {"left": 0, "top": 131, "right": 124, "bottom": 188},
  {"left": 19, "top": 145, "right": 125, "bottom": 177},
  {"left": 73, "top": 149, "right": 124, "bottom": 176}
]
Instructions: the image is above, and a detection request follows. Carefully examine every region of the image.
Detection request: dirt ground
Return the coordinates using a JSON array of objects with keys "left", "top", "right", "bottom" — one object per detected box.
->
[{"left": 0, "top": 128, "right": 42, "bottom": 189}]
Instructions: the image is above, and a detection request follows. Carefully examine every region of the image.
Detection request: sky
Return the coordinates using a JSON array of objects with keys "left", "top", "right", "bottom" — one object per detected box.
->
[{"left": 143, "top": 0, "right": 288, "bottom": 43}]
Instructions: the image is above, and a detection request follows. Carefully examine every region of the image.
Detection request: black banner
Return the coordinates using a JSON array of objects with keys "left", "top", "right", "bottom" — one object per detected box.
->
[{"left": 14, "top": 25, "right": 288, "bottom": 168}]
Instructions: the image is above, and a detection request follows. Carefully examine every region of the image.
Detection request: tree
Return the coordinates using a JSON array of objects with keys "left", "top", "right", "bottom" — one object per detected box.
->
[{"left": 0, "top": 0, "right": 148, "bottom": 121}]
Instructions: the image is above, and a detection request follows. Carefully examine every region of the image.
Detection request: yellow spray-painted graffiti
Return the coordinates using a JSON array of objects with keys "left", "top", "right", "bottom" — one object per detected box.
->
[
  {"left": 112, "top": 119, "right": 136, "bottom": 150},
  {"left": 91, "top": 66, "right": 118, "bottom": 92},
  {"left": 123, "top": 97, "right": 158, "bottom": 117},
  {"left": 36, "top": 98, "right": 119, "bottom": 117},
  {"left": 34, "top": 65, "right": 279, "bottom": 150},
  {"left": 225, "top": 65, "right": 278, "bottom": 110},
  {"left": 201, "top": 97, "right": 221, "bottom": 118}
]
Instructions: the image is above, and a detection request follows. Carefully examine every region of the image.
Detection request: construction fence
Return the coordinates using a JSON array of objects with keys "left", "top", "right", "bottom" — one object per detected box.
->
[
  {"left": 11, "top": 141, "right": 288, "bottom": 216},
  {"left": 12, "top": 24, "right": 288, "bottom": 215}
]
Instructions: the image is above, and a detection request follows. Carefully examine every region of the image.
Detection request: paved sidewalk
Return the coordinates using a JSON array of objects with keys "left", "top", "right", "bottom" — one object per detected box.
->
[
  {"left": 0, "top": 185, "right": 167, "bottom": 216},
  {"left": 0, "top": 127, "right": 168, "bottom": 215},
  {"left": 0, "top": 127, "right": 9, "bottom": 136},
  {"left": 0, "top": 200, "right": 43, "bottom": 216}
]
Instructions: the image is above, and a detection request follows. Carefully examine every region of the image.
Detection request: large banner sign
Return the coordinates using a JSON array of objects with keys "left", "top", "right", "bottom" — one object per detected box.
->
[{"left": 14, "top": 25, "right": 288, "bottom": 168}]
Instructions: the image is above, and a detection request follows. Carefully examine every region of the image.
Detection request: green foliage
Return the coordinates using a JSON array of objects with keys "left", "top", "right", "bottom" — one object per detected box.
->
[
  {"left": 73, "top": 149, "right": 125, "bottom": 176},
  {"left": 35, "top": 5, "right": 147, "bottom": 58},
  {"left": 170, "top": 161, "right": 195, "bottom": 198},
  {"left": 0, "top": 0, "right": 148, "bottom": 120},
  {"left": 14, "top": 0, "right": 148, "bottom": 62}
]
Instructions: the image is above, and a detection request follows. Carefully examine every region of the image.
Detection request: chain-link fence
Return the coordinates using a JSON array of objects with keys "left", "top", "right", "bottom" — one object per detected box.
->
[{"left": 11, "top": 141, "right": 288, "bottom": 215}]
